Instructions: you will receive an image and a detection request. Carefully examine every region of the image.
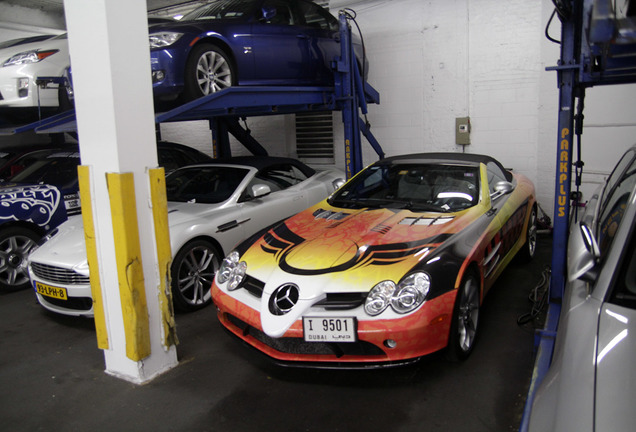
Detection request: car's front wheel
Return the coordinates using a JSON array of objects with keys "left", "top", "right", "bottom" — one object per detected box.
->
[
  {"left": 184, "top": 43, "right": 235, "bottom": 101},
  {"left": 0, "top": 227, "right": 41, "bottom": 291},
  {"left": 170, "top": 239, "right": 221, "bottom": 312},
  {"left": 446, "top": 272, "right": 480, "bottom": 361}
]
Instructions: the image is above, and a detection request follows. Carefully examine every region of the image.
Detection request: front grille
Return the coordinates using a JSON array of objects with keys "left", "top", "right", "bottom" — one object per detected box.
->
[
  {"left": 242, "top": 276, "right": 366, "bottom": 310},
  {"left": 31, "top": 262, "right": 90, "bottom": 285},
  {"left": 314, "top": 293, "right": 366, "bottom": 310},
  {"left": 241, "top": 275, "right": 265, "bottom": 298},
  {"left": 40, "top": 296, "right": 93, "bottom": 311},
  {"left": 226, "top": 313, "right": 385, "bottom": 358}
]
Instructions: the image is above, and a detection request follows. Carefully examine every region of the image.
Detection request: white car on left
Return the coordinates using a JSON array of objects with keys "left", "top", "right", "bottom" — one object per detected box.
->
[
  {"left": 0, "top": 33, "right": 71, "bottom": 110},
  {"left": 28, "top": 157, "right": 344, "bottom": 315}
]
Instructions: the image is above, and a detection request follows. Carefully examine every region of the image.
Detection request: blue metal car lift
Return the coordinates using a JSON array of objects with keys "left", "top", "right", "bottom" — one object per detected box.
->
[
  {"left": 520, "top": 1, "right": 636, "bottom": 431},
  {"left": 0, "top": 108, "right": 76, "bottom": 136},
  {"left": 2, "top": 11, "right": 381, "bottom": 179},
  {"left": 154, "top": 11, "right": 382, "bottom": 178}
]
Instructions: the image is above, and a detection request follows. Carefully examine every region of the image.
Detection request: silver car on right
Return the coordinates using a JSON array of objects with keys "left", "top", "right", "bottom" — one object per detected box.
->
[{"left": 528, "top": 144, "right": 636, "bottom": 432}]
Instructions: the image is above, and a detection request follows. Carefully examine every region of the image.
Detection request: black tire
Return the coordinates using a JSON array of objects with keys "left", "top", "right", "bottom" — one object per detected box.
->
[
  {"left": 183, "top": 43, "right": 235, "bottom": 101},
  {"left": 0, "top": 227, "right": 41, "bottom": 292},
  {"left": 170, "top": 239, "right": 221, "bottom": 312},
  {"left": 446, "top": 272, "right": 480, "bottom": 361},
  {"left": 518, "top": 205, "right": 537, "bottom": 262}
]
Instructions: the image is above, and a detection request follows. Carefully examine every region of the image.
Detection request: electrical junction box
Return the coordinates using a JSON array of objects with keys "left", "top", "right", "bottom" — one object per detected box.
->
[{"left": 455, "top": 117, "right": 471, "bottom": 145}]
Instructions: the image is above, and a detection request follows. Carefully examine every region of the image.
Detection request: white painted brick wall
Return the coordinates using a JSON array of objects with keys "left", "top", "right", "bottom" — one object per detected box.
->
[{"left": 332, "top": 0, "right": 636, "bottom": 218}]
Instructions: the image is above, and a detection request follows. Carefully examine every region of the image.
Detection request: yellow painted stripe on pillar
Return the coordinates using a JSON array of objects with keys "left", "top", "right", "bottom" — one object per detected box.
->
[
  {"left": 106, "top": 172, "right": 151, "bottom": 361},
  {"left": 77, "top": 165, "right": 109, "bottom": 350},
  {"left": 148, "top": 168, "right": 178, "bottom": 348}
]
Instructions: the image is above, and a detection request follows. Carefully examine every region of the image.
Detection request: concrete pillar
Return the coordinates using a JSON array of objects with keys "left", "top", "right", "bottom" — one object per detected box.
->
[{"left": 63, "top": 0, "right": 178, "bottom": 383}]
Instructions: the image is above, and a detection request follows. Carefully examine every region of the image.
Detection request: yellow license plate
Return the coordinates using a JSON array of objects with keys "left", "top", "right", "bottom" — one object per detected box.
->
[{"left": 35, "top": 281, "right": 68, "bottom": 300}]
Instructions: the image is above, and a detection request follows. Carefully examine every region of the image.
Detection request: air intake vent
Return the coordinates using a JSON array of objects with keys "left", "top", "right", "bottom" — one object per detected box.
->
[
  {"left": 295, "top": 111, "right": 334, "bottom": 164},
  {"left": 371, "top": 224, "right": 392, "bottom": 235},
  {"left": 31, "top": 262, "right": 90, "bottom": 285}
]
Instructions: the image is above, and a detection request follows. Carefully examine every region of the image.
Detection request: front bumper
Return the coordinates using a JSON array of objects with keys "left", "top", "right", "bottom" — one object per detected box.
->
[
  {"left": 212, "top": 282, "right": 457, "bottom": 366},
  {"left": 30, "top": 271, "right": 93, "bottom": 317},
  {"left": 0, "top": 59, "right": 68, "bottom": 108},
  {"left": 150, "top": 48, "right": 188, "bottom": 99}
]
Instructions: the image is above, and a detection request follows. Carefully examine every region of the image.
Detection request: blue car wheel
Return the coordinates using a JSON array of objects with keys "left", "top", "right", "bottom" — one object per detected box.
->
[{"left": 184, "top": 43, "right": 235, "bottom": 101}]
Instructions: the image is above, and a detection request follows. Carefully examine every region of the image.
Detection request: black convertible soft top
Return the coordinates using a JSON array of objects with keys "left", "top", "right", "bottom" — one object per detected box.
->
[{"left": 380, "top": 152, "right": 513, "bottom": 181}]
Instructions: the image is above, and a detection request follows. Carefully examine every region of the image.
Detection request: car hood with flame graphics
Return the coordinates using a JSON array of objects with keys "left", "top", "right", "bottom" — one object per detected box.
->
[
  {"left": 245, "top": 204, "right": 484, "bottom": 281},
  {"left": 232, "top": 200, "right": 492, "bottom": 338}
]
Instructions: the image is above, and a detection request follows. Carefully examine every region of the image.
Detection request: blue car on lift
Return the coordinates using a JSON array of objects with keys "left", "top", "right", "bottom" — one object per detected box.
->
[
  {"left": 0, "top": 141, "right": 211, "bottom": 292},
  {"left": 149, "top": 0, "right": 366, "bottom": 103}
]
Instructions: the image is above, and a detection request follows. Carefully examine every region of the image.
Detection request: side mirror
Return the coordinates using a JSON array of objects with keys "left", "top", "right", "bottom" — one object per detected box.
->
[
  {"left": 261, "top": 6, "right": 277, "bottom": 21},
  {"left": 332, "top": 178, "right": 345, "bottom": 191},
  {"left": 494, "top": 181, "right": 513, "bottom": 195},
  {"left": 251, "top": 184, "right": 271, "bottom": 198},
  {"left": 490, "top": 181, "right": 513, "bottom": 200},
  {"left": 567, "top": 222, "right": 600, "bottom": 282}
]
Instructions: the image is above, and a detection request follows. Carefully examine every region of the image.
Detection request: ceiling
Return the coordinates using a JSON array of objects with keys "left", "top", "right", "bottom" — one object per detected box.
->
[{"left": 2, "top": 0, "right": 206, "bottom": 17}]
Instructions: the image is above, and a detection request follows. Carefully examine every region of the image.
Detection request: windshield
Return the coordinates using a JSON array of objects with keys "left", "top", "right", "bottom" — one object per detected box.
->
[
  {"left": 166, "top": 166, "right": 249, "bottom": 204},
  {"left": 329, "top": 163, "right": 480, "bottom": 212},
  {"left": 597, "top": 154, "right": 636, "bottom": 255},
  {"left": 182, "top": 0, "right": 258, "bottom": 21},
  {"left": 8, "top": 151, "right": 81, "bottom": 190}
]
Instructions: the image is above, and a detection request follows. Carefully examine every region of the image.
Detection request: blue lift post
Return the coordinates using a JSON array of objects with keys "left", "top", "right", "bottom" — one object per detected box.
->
[
  {"left": 334, "top": 11, "right": 384, "bottom": 178},
  {"left": 520, "top": 1, "right": 636, "bottom": 430}
]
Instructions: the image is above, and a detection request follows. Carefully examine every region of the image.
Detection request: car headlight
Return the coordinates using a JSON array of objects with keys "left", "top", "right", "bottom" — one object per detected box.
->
[
  {"left": 149, "top": 32, "right": 183, "bottom": 49},
  {"left": 216, "top": 251, "right": 247, "bottom": 291},
  {"left": 3, "top": 49, "right": 59, "bottom": 67},
  {"left": 391, "top": 272, "right": 430, "bottom": 313},
  {"left": 364, "top": 272, "right": 430, "bottom": 316},
  {"left": 364, "top": 280, "right": 396, "bottom": 316}
]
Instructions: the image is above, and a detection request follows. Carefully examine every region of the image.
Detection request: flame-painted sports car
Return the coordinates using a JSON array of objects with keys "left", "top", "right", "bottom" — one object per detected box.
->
[{"left": 211, "top": 153, "right": 537, "bottom": 367}]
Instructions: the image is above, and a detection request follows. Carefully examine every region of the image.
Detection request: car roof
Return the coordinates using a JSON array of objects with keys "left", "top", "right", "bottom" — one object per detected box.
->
[
  {"left": 381, "top": 152, "right": 496, "bottom": 166},
  {"left": 379, "top": 152, "right": 512, "bottom": 181}
]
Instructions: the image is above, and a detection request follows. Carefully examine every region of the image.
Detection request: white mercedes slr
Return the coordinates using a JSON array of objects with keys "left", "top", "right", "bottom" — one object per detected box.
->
[{"left": 28, "top": 157, "right": 344, "bottom": 315}]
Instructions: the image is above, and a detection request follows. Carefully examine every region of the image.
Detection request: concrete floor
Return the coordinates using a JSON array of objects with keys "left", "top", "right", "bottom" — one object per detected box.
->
[{"left": 0, "top": 236, "right": 551, "bottom": 432}]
